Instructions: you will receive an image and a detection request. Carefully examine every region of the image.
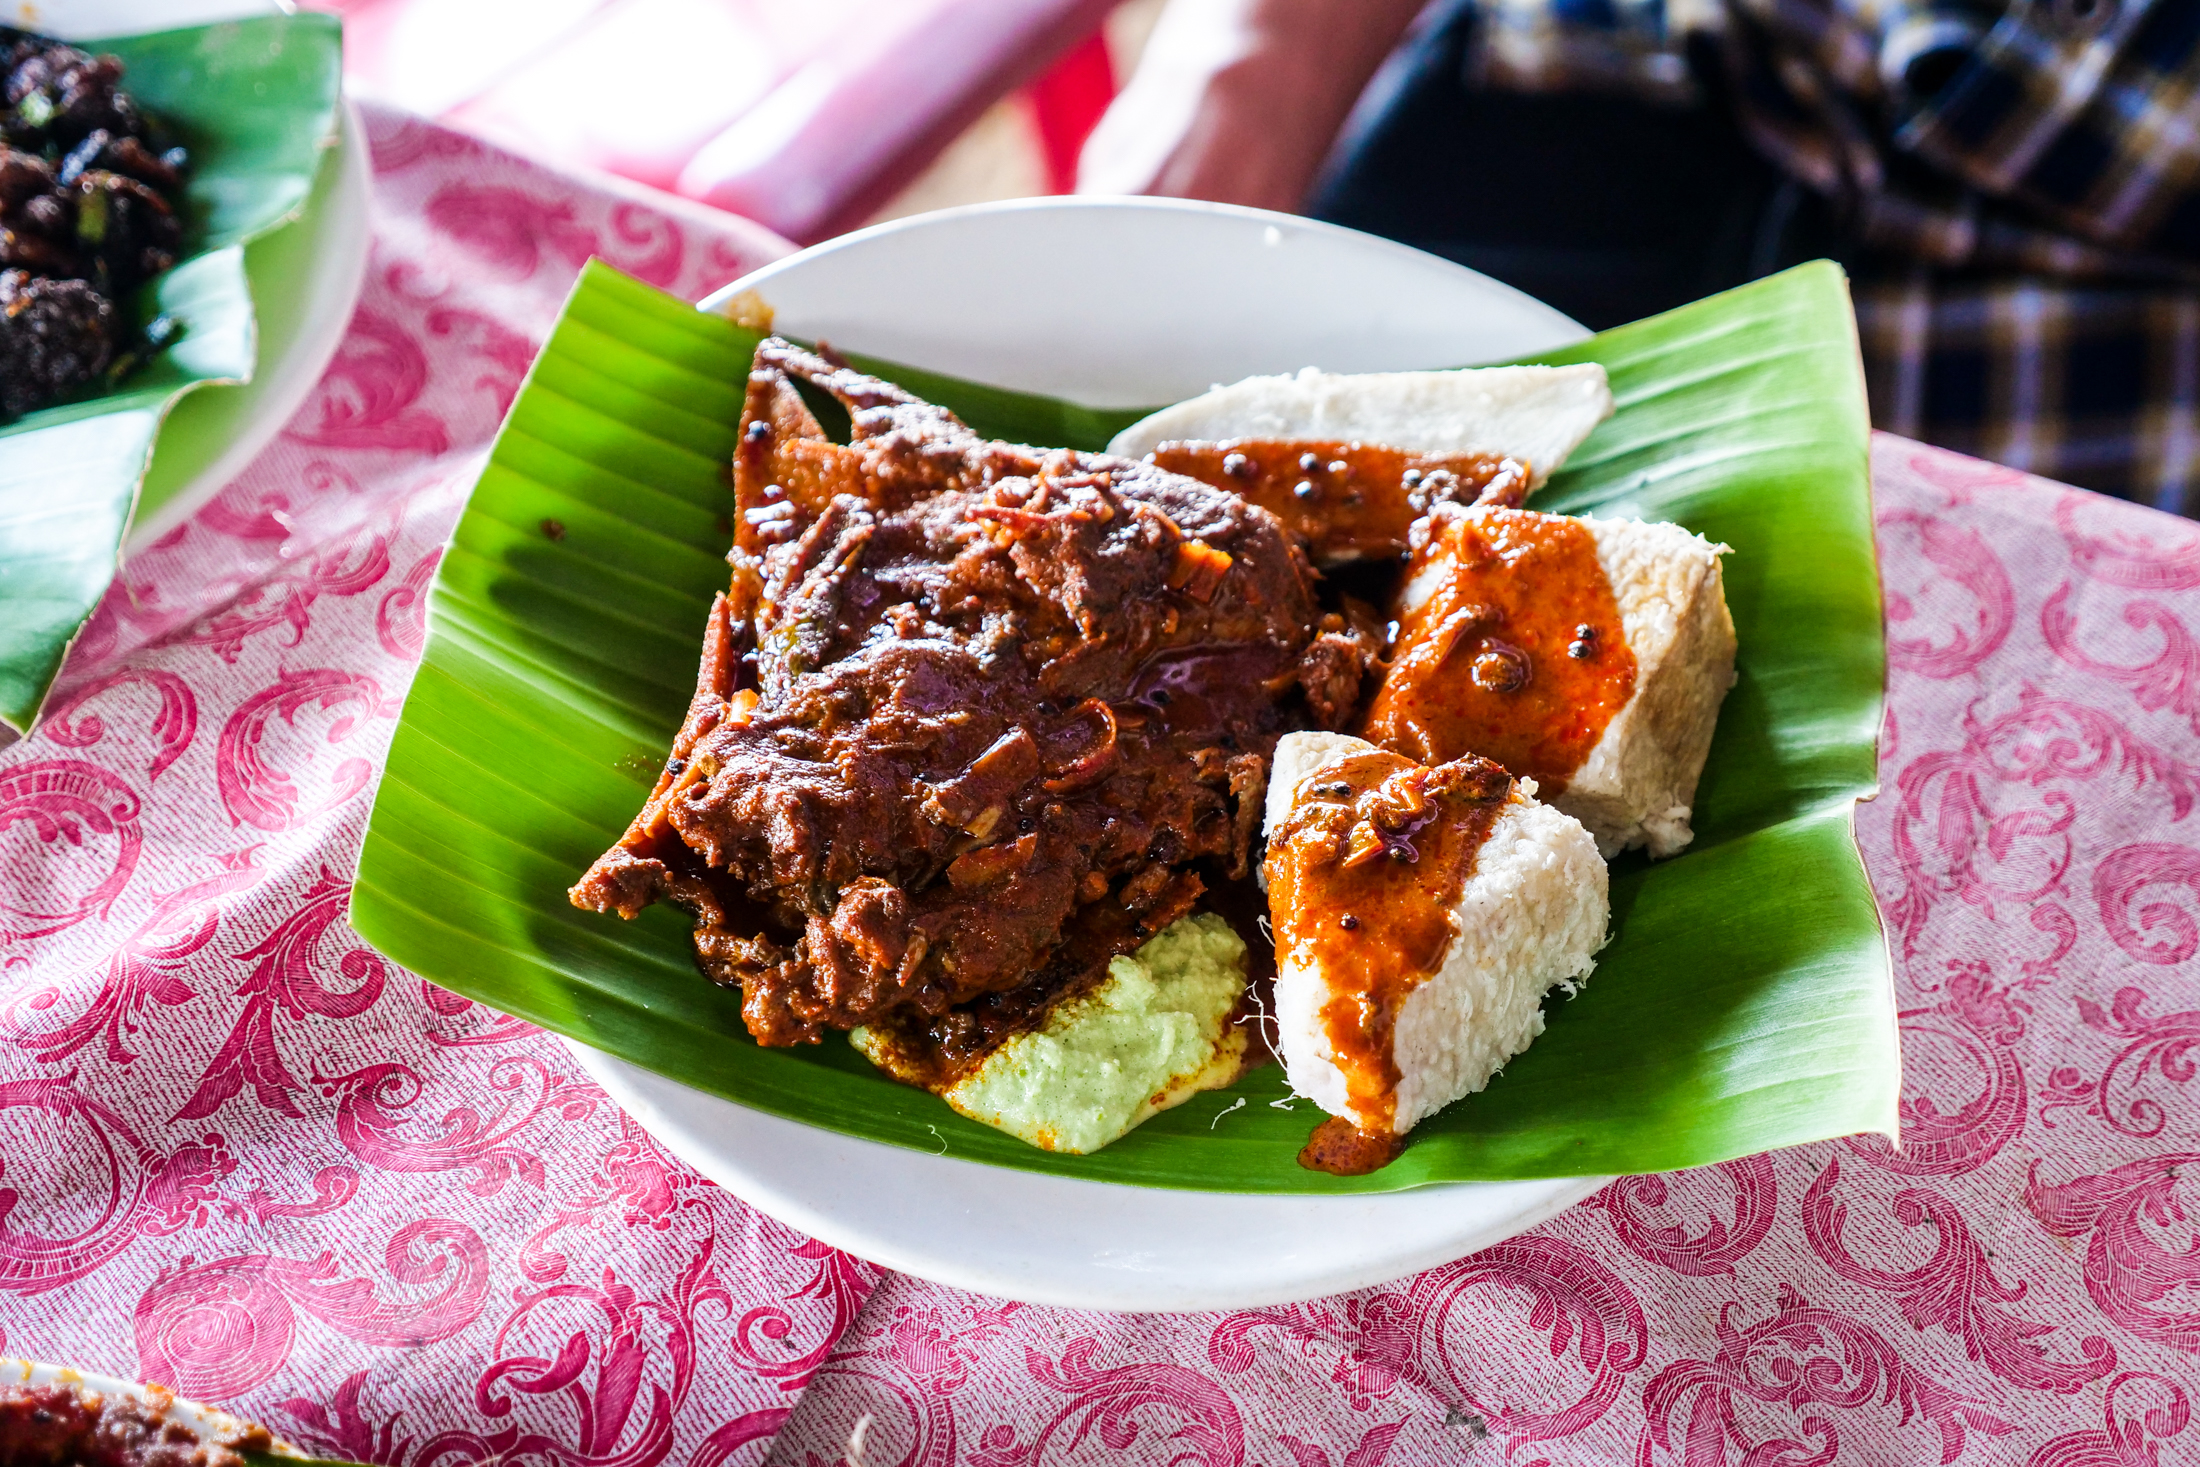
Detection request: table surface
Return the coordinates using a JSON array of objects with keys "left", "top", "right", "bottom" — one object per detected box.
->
[{"left": 3, "top": 103, "right": 2198, "bottom": 1467}]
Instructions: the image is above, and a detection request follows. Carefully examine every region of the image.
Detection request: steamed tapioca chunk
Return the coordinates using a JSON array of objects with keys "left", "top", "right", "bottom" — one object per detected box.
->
[
  {"left": 1107, "top": 364, "right": 1615, "bottom": 563},
  {"left": 1262, "top": 732, "right": 1607, "bottom": 1174},
  {"left": 1108, "top": 364, "right": 1614, "bottom": 480},
  {"left": 1362, "top": 501, "right": 1736, "bottom": 858}
]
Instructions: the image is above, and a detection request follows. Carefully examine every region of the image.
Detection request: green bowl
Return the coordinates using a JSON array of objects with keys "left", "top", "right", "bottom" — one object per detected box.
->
[{"left": 0, "top": 12, "right": 344, "bottom": 732}]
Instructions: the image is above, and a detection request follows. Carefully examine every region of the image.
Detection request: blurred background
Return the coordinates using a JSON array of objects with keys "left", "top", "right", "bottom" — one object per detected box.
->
[
  {"left": 287, "top": 0, "right": 2200, "bottom": 512},
  {"left": 300, "top": 0, "right": 1169, "bottom": 244}
]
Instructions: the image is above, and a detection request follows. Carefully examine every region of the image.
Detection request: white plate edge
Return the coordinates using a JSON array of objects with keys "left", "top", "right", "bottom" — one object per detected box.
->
[
  {"left": 696, "top": 193, "right": 1591, "bottom": 362},
  {"left": 122, "top": 97, "right": 372, "bottom": 556},
  {"left": 564, "top": 1038, "right": 1613, "bottom": 1312}
]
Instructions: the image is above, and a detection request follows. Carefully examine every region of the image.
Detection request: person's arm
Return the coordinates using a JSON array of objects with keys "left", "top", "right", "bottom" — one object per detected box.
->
[{"left": 1077, "top": 0, "right": 1429, "bottom": 213}]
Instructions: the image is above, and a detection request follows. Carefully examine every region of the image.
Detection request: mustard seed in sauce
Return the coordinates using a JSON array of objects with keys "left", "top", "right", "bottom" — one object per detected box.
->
[
  {"left": 1362, "top": 506, "right": 1636, "bottom": 798},
  {"left": 1151, "top": 440, "right": 1523, "bottom": 565}
]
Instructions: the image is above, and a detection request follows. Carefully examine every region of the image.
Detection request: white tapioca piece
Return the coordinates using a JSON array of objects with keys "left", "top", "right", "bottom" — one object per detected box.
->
[{"left": 1262, "top": 732, "right": 1608, "bottom": 1136}]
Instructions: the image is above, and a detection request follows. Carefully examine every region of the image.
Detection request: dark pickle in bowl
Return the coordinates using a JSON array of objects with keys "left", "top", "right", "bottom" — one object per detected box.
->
[{"left": 0, "top": 26, "right": 189, "bottom": 423}]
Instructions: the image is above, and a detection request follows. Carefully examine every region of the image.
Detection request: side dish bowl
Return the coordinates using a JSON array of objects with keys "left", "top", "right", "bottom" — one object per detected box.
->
[
  {"left": 0, "top": 1356, "right": 351, "bottom": 1466},
  {"left": 0, "top": 5, "right": 348, "bottom": 732}
]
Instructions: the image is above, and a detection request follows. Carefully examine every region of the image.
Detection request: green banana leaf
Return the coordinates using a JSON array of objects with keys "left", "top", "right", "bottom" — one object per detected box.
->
[
  {"left": 351, "top": 257, "right": 1895, "bottom": 1193},
  {"left": 0, "top": 13, "right": 343, "bottom": 732}
]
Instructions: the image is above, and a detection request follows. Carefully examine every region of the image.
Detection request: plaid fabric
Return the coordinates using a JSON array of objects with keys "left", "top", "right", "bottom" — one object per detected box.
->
[{"left": 1461, "top": 0, "right": 2200, "bottom": 511}]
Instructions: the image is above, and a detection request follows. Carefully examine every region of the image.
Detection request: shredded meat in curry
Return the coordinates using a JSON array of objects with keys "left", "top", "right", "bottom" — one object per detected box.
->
[{"left": 571, "top": 341, "right": 1377, "bottom": 1060}]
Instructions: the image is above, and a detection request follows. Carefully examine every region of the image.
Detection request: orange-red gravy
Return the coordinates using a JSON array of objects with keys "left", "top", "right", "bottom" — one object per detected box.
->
[
  {"left": 1148, "top": 439, "right": 1523, "bottom": 564},
  {"left": 1359, "top": 505, "right": 1635, "bottom": 797},
  {"left": 1300, "top": 1116, "right": 1404, "bottom": 1175},
  {"left": 1263, "top": 749, "right": 1513, "bottom": 1173}
]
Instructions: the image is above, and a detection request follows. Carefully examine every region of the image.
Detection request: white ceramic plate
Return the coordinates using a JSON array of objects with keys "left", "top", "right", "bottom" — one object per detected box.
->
[
  {"left": 126, "top": 98, "right": 372, "bottom": 553},
  {"left": 573, "top": 199, "right": 1609, "bottom": 1313},
  {"left": 698, "top": 195, "right": 1585, "bottom": 405},
  {"left": 3, "top": 0, "right": 294, "bottom": 27},
  {"left": 21, "top": 0, "right": 371, "bottom": 556}
]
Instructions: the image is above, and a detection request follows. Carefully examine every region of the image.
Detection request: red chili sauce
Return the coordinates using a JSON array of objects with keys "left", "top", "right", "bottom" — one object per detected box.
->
[
  {"left": 1359, "top": 505, "right": 1635, "bottom": 796},
  {"left": 1262, "top": 747, "right": 1514, "bottom": 1174},
  {"left": 1147, "top": 439, "right": 1524, "bottom": 564}
]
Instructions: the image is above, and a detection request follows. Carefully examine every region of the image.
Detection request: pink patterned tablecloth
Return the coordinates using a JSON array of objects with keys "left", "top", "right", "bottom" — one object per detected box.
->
[{"left": 3, "top": 103, "right": 2199, "bottom": 1467}]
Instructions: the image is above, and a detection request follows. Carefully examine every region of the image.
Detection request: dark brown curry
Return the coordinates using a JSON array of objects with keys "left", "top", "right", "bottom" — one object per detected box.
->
[
  {"left": 572, "top": 341, "right": 1379, "bottom": 1070},
  {"left": 0, "top": 1381, "right": 270, "bottom": 1467}
]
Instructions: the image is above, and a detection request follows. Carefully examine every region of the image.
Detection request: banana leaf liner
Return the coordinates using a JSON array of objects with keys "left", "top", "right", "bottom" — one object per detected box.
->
[{"left": 352, "top": 258, "right": 1895, "bottom": 1193}]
